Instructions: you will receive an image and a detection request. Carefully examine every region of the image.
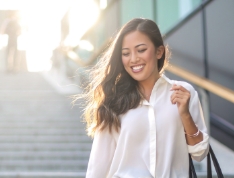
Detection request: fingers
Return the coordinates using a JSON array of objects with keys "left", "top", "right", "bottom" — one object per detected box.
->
[
  {"left": 171, "top": 94, "right": 187, "bottom": 105},
  {"left": 171, "top": 89, "right": 190, "bottom": 97},
  {"left": 171, "top": 97, "right": 184, "bottom": 105},
  {"left": 170, "top": 84, "right": 188, "bottom": 93},
  {"left": 170, "top": 84, "right": 191, "bottom": 105}
]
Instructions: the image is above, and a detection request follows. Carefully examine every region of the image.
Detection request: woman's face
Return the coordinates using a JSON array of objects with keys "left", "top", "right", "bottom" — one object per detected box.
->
[{"left": 121, "top": 31, "right": 164, "bottom": 84}]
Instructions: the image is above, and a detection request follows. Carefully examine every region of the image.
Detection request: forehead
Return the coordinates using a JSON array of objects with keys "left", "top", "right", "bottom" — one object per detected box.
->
[{"left": 122, "top": 31, "right": 152, "bottom": 48}]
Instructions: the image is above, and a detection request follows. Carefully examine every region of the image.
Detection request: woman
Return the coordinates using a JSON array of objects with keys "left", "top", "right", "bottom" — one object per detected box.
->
[{"left": 84, "top": 18, "right": 209, "bottom": 178}]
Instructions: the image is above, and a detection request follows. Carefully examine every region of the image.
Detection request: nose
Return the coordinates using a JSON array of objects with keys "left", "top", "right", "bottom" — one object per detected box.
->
[{"left": 130, "top": 53, "right": 140, "bottom": 63}]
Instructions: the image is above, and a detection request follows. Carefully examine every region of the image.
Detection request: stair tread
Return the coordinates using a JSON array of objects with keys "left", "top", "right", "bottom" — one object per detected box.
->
[{"left": 0, "top": 72, "right": 90, "bottom": 174}]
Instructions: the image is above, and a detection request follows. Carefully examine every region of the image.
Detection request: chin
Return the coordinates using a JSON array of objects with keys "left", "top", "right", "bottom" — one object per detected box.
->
[{"left": 130, "top": 76, "right": 146, "bottom": 82}]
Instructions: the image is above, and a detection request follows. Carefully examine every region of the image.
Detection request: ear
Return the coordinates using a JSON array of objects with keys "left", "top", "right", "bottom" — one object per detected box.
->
[{"left": 156, "top": 46, "right": 165, "bottom": 60}]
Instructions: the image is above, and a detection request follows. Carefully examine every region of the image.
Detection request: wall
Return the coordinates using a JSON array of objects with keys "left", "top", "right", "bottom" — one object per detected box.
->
[{"left": 164, "top": 0, "right": 234, "bottom": 125}]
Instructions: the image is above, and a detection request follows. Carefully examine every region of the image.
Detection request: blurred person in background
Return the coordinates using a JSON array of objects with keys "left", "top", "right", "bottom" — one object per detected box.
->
[
  {"left": 0, "top": 11, "right": 21, "bottom": 72},
  {"left": 60, "top": 9, "right": 70, "bottom": 47},
  {"left": 51, "top": 9, "right": 70, "bottom": 74}
]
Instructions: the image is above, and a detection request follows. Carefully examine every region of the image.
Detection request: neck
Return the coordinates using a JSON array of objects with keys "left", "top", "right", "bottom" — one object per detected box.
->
[{"left": 138, "top": 74, "right": 160, "bottom": 101}]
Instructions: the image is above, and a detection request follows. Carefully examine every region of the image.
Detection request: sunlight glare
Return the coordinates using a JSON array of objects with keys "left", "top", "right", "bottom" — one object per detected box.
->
[
  {"left": 65, "top": 0, "right": 99, "bottom": 47},
  {"left": 100, "top": 0, "right": 107, "bottom": 9},
  {"left": 0, "top": 34, "right": 8, "bottom": 50},
  {"left": 4, "top": 0, "right": 100, "bottom": 72},
  {"left": 78, "top": 40, "right": 94, "bottom": 51}
]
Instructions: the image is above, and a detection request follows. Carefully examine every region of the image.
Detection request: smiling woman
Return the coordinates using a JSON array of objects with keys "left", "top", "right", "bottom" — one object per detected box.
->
[{"left": 80, "top": 18, "right": 210, "bottom": 178}]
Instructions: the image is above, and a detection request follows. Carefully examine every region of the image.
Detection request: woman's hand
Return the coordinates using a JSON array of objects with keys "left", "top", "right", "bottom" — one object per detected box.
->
[
  {"left": 170, "top": 84, "right": 191, "bottom": 119},
  {"left": 170, "top": 84, "right": 203, "bottom": 145}
]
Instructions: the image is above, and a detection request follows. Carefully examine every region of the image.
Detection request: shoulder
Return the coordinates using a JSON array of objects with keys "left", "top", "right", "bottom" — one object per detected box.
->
[
  {"left": 163, "top": 75, "right": 197, "bottom": 96},
  {"left": 163, "top": 75, "right": 195, "bottom": 91},
  {"left": 168, "top": 80, "right": 197, "bottom": 98},
  {"left": 174, "top": 80, "right": 195, "bottom": 93}
]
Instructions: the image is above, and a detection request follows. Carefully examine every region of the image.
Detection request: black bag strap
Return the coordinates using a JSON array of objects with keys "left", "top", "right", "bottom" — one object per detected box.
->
[
  {"left": 189, "top": 144, "right": 224, "bottom": 178},
  {"left": 189, "top": 154, "right": 197, "bottom": 178},
  {"left": 209, "top": 145, "right": 224, "bottom": 178},
  {"left": 207, "top": 152, "right": 212, "bottom": 177}
]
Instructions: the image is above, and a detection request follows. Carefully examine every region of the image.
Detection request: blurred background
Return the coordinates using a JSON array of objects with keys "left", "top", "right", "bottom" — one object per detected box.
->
[{"left": 0, "top": 0, "right": 233, "bottom": 177}]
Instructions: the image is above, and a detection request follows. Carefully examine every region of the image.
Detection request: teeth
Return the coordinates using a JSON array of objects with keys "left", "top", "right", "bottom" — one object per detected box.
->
[{"left": 132, "top": 65, "right": 143, "bottom": 70}]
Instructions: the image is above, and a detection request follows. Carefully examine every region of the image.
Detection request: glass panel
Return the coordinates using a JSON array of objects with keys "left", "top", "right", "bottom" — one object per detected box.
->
[
  {"left": 71, "top": 1, "right": 119, "bottom": 71},
  {"left": 120, "top": 0, "right": 154, "bottom": 25},
  {"left": 156, "top": 0, "right": 203, "bottom": 34}
]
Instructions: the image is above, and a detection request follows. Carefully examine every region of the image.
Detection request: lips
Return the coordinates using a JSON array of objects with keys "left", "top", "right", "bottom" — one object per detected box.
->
[{"left": 131, "top": 65, "right": 144, "bottom": 73}]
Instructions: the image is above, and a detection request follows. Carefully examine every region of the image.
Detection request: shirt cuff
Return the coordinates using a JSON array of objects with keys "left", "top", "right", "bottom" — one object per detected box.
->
[{"left": 187, "top": 131, "right": 209, "bottom": 157}]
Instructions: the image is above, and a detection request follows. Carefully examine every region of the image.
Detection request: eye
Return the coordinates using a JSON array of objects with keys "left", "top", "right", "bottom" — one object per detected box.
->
[
  {"left": 138, "top": 49, "right": 147, "bottom": 53},
  {"left": 122, "top": 53, "right": 129, "bottom": 57}
]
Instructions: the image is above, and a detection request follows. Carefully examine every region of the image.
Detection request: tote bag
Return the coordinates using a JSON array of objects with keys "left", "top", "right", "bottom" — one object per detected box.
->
[{"left": 189, "top": 144, "right": 224, "bottom": 178}]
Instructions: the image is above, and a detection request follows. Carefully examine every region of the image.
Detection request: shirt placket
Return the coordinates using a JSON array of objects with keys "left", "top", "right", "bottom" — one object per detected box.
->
[
  {"left": 149, "top": 87, "right": 158, "bottom": 178},
  {"left": 149, "top": 104, "right": 156, "bottom": 177}
]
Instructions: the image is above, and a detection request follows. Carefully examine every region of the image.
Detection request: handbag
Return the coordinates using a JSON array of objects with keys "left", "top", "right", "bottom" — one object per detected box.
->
[{"left": 189, "top": 144, "right": 224, "bottom": 178}]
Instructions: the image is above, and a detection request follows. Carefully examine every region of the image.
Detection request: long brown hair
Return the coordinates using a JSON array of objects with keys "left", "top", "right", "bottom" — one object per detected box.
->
[{"left": 80, "top": 18, "right": 167, "bottom": 137}]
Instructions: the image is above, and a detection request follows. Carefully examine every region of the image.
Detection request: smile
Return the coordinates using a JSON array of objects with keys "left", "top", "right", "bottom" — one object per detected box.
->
[{"left": 131, "top": 65, "right": 144, "bottom": 73}]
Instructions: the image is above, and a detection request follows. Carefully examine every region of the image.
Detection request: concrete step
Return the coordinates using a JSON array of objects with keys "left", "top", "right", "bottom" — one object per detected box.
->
[
  {"left": 0, "top": 104, "right": 77, "bottom": 117},
  {"left": 0, "top": 128, "right": 86, "bottom": 135},
  {"left": 0, "top": 91, "right": 64, "bottom": 100},
  {"left": 0, "top": 122, "right": 84, "bottom": 128},
  {"left": 0, "top": 151, "right": 90, "bottom": 160},
  {"left": 0, "top": 135, "right": 91, "bottom": 143},
  {"left": 0, "top": 160, "right": 88, "bottom": 171},
  {"left": 0, "top": 172, "right": 86, "bottom": 178},
  {"left": 0, "top": 116, "right": 83, "bottom": 122},
  {"left": 0, "top": 117, "right": 83, "bottom": 123},
  {"left": 0, "top": 71, "right": 90, "bottom": 175},
  {"left": 0, "top": 72, "right": 56, "bottom": 91},
  {"left": 0, "top": 117, "right": 82, "bottom": 122},
  {"left": 0, "top": 143, "right": 92, "bottom": 151}
]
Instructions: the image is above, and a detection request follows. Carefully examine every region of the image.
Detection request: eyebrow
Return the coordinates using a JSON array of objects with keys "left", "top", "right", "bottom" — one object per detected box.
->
[{"left": 122, "top": 43, "right": 146, "bottom": 50}]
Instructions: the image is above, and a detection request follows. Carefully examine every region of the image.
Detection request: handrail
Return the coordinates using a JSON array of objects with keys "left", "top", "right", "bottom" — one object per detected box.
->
[
  {"left": 66, "top": 39, "right": 110, "bottom": 67},
  {"left": 166, "top": 64, "right": 234, "bottom": 103},
  {"left": 211, "top": 113, "right": 234, "bottom": 138}
]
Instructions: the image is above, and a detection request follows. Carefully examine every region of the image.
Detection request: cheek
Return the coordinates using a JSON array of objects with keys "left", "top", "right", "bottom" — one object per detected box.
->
[
  {"left": 121, "top": 57, "right": 128, "bottom": 67},
  {"left": 144, "top": 50, "right": 156, "bottom": 63}
]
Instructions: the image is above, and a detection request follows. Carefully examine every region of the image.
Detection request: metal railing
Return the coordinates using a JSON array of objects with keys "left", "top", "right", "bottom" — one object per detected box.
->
[{"left": 166, "top": 64, "right": 234, "bottom": 104}]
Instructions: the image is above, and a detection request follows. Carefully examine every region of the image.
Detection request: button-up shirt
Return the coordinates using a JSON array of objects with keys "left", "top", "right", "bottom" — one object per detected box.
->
[{"left": 86, "top": 75, "right": 209, "bottom": 178}]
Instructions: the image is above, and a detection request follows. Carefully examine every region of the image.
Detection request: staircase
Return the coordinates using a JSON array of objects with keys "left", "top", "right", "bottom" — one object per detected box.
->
[{"left": 0, "top": 71, "right": 92, "bottom": 178}]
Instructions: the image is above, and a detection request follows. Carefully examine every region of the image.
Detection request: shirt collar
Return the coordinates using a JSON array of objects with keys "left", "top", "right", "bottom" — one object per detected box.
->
[
  {"left": 141, "top": 74, "right": 173, "bottom": 106},
  {"left": 161, "top": 74, "right": 174, "bottom": 85}
]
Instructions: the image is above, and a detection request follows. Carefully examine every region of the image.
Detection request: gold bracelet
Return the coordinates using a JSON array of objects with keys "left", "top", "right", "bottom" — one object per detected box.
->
[{"left": 185, "top": 128, "right": 200, "bottom": 138}]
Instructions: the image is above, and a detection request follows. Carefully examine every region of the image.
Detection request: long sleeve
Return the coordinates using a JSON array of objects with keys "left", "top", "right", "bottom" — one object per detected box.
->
[
  {"left": 187, "top": 89, "right": 209, "bottom": 162},
  {"left": 86, "top": 127, "right": 116, "bottom": 178}
]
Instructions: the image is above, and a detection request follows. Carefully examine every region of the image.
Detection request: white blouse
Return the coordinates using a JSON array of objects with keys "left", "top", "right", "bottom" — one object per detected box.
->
[{"left": 86, "top": 75, "right": 209, "bottom": 178}]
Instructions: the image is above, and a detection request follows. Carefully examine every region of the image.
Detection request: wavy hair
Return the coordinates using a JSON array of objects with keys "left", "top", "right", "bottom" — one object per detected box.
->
[{"left": 80, "top": 18, "right": 168, "bottom": 137}]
